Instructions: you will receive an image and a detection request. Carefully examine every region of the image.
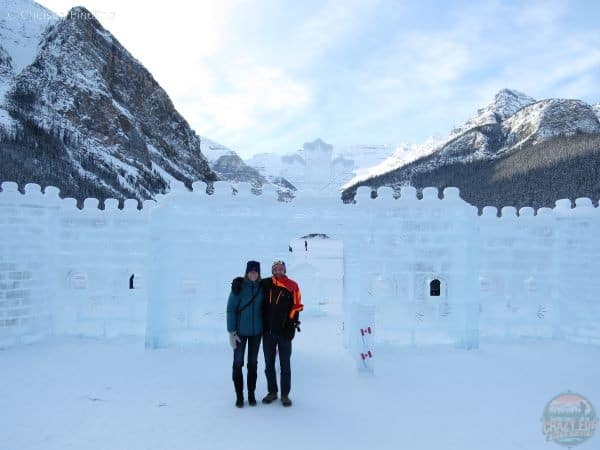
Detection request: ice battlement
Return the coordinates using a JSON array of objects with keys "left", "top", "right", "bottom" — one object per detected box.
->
[{"left": 2, "top": 181, "right": 598, "bottom": 219}]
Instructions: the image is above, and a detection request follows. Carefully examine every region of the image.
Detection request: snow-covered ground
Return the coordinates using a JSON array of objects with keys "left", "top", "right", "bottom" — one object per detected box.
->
[{"left": 2, "top": 312, "right": 599, "bottom": 450}]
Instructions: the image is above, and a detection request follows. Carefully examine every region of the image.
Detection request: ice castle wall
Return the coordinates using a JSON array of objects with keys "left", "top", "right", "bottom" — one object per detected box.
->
[
  {"left": 1, "top": 180, "right": 599, "bottom": 350},
  {"left": 0, "top": 182, "right": 152, "bottom": 347}
]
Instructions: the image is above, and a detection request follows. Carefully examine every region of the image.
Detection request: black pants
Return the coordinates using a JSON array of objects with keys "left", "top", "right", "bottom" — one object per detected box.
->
[
  {"left": 263, "top": 332, "right": 292, "bottom": 396},
  {"left": 232, "top": 335, "right": 262, "bottom": 393}
]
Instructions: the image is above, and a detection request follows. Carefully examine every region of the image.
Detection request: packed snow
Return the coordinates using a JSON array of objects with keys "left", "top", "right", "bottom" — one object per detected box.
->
[{"left": 2, "top": 320, "right": 599, "bottom": 450}]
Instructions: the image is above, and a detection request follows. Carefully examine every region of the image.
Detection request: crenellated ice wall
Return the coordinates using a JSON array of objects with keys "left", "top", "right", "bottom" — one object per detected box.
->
[
  {"left": 0, "top": 182, "right": 153, "bottom": 347},
  {"left": 1, "top": 179, "right": 599, "bottom": 351},
  {"left": 353, "top": 186, "right": 479, "bottom": 349}
]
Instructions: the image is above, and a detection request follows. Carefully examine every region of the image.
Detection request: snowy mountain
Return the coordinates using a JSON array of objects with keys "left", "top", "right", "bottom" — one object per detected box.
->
[
  {"left": 0, "top": 0, "right": 56, "bottom": 74},
  {"left": 246, "top": 151, "right": 302, "bottom": 186},
  {"left": 341, "top": 89, "right": 537, "bottom": 190},
  {"left": 0, "top": 0, "right": 57, "bottom": 128},
  {"left": 0, "top": 4, "right": 221, "bottom": 206},
  {"left": 246, "top": 140, "right": 397, "bottom": 194},
  {"left": 0, "top": 2, "right": 292, "bottom": 206},
  {"left": 0, "top": 46, "right": 12, "bottom": 125},
  {"left": 594, "top": 103, "right": 600, "bottom": 121},
  {"left": 200, "top": 136, "right": 296, "bottom": 198},
  {"left": 342, "top": 89, "right": 600, "bottom": 210}
]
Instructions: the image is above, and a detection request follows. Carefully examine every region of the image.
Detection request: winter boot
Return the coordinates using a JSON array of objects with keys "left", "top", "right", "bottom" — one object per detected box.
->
[
  {"left": 235, "top": 396, "right": 244, "bottom": 407},
  {"left": 262, "top": 392, "right": 278, "bottom": 404},
  {"left": 233, "top": 375, "right": 244, "bottom": 408},
  {"left": 281, "top": 395, "right": 292, "bottom": 407},
  {"left": 247, "top": 364, "right": 257, "bottom": 406}
]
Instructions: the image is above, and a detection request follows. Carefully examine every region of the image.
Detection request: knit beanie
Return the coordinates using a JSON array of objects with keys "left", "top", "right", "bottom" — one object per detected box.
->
[{"left": 245, "top": 260, "right": 261, "bottom": 275}]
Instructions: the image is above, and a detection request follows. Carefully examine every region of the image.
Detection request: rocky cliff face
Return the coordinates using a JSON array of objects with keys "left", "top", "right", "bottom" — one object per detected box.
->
[
  {"left": 0, "top": 6, "right": 219, "bottom": 206},
  {"left": 200, "top": 136, "right": 296, "bottom": 199},
  {"left": 342, "top": 90, "right": 600, "bottom": 211},
  {"left": 0, "top": 45, "right": 12, "bottom": 78}
]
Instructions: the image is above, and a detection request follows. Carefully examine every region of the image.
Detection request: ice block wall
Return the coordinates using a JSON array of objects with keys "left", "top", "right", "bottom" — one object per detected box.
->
[
  {"left": 346, "top": 186, "right": 480, "bottom": 350},
  {"left": 0, "top": 181, "right": 152, "bottom": 346},
  {"left": 553, "top": 198, "right": 600, "bottom": 345},
  {"left": 1, "top": 178, "right": 599, "bottom": 350},
  {"left": 52, "top": 196, "right": 152, "bottom": 338},
  {"left": 0, "top": 183, "right": 57, "bottom": 347},
  {"left": 478, "top": 206, "right": 558, "bottom": 341},
  {"left": 477, "top": 199, "right": 600, "bottom": 345},
  {"left": 145, "top": 181, "right": 285, "bottom": 347},
  {"left": 145, "top": 182, "right": 348, "bottom": 348}
]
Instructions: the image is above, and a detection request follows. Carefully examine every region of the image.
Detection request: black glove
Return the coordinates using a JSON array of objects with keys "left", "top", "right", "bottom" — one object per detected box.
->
[
  {"left": 231, "top": 277, "right": 244, "bottom": 295},
  {"left": 286, "top": 319, "right": 301, "bottom": 338}
]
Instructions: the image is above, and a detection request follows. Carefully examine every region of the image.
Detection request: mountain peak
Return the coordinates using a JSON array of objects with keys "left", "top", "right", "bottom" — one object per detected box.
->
[
  {"left": 66, "top": 6, "right": 99, "bottom": 24},
  {"left": 62, "top": 6, "right": 110, "bottom": 39},
  {"left": 448, "top": 89, "right": 537, "bottom": 139},
  {"left": 494, "top": 88, "right": 530, "bottom": 100},
  {"left": 490, "top": 88, "right": 536, "bottom": 119}
]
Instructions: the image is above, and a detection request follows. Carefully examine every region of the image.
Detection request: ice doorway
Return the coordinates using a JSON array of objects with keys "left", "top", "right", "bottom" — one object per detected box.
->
[{"left": 286, "top": 234, "right": 344, "bottom": 316}]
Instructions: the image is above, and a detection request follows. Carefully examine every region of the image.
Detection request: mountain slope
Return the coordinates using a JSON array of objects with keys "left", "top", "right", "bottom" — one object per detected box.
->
[
  {"left": 341, "top": 90, "right": 600, "bottom": 210},
  {"left": 0, "top": 5, "right": 217, "bottom": 206},
  {"left": 0, "top": 0, "right": 57, "bottom": 73},
  {"left": 0, "top": 0, "right": 57, "bottom": 129},
  {"left": 200, "top": 136, "right": 296, "bottom": 197}
]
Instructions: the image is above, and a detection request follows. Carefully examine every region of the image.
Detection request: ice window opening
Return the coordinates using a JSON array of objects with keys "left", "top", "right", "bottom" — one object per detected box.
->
[{"left": 430, "top": 279, "right": 441, "bottom": 296}]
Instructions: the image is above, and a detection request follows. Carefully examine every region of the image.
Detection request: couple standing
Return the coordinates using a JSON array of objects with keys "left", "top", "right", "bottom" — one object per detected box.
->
[{"left": 226, "top": 260, "right": 303, "bottom": 408}]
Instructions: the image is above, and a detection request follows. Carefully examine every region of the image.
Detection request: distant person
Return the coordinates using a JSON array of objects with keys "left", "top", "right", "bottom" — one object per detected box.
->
[
  {"left": 304, "top": 240, "right": 308, "bottom": 251},
  {"left": 227, "top": 261, "right": 264, "bottom": 408},
  {"left": 261, "top": 260, "right": 303, "bottom": 407},
  {"left": 289, "top": 245, "right": 293, "bottom": 253}
]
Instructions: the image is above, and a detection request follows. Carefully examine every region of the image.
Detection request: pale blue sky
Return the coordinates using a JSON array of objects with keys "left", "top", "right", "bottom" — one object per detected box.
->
[{"left": 38, "top": 0, "right": 600, "bottom": 157}]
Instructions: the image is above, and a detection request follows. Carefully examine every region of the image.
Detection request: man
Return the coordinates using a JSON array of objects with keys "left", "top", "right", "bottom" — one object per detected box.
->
[{"left": 260, "top": 260, "right": 303, "bottom": 407}]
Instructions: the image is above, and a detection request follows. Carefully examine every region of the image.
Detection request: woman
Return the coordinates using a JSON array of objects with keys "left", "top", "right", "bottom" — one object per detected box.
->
[{"left": 226, "top": 260, "right": 264, "bottom": 408}]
